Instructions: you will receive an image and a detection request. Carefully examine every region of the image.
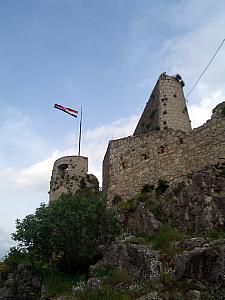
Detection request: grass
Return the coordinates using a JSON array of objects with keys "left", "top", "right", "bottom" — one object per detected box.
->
[
  {"left": 74, "top": 280, "right": 156, "bottom": 300},
  {"left": 92, "top": 265, "right": 133, "bottom": 286},
  {"left": 204, "top": 228, "right": 225, "bottom": 240},
  {"left": 42, "top": 269, "right": 85, "bottom": 297},
  {"left": 149, "top": 224, "right": 184, "bottom": 256}
]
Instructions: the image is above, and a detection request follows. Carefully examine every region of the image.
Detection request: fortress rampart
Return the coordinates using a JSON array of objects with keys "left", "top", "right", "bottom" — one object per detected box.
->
[{"left": 103, "top": 102, "right": 225, "bottom": 204}]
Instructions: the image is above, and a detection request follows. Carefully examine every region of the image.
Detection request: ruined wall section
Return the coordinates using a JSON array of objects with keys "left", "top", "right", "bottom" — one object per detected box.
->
[
  {"left": 103, "top": 103, "right": 225, "bottom": 204},
  {"left": 49, "top": 156, "right": 98, "bottom": 202},
  {"left": 134, "top": 74, "right": 191, "bottom": 135}
]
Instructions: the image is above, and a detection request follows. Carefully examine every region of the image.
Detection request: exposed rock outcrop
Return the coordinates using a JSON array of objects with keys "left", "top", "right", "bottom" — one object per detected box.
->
[
  {"left": 160, "top": 164, "right": 225, "bottom": 234},
  {"left": 90, "top": 240, "right": 162, "bottom": 282}
]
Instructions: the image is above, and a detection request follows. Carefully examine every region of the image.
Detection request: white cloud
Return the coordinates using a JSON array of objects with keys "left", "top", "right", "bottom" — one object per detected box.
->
[
  {"left": 1, "top": 95, "right": 224, "bottom": 194},
  {"left": 0, "top": 115, "right": 138, "bottom": 191},
  {"left": 0, "top": 227, "right": 15, "bottom": 259},
  {"left": 188, "top": 89, "right": 223, "bottom": 128}
]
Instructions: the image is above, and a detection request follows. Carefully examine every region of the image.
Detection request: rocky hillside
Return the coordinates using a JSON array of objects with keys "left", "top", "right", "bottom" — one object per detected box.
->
[
  {"left": 1, "top": 164, "right": 225, "bottom": 299},
  {"left": 71, "top": 164, "right": 225, "bottom": 299}
]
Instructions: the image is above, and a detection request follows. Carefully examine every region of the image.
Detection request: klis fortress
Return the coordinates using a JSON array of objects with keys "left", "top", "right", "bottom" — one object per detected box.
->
[{"left": 49, "top": 73, "right": 225, "bottom": 203}]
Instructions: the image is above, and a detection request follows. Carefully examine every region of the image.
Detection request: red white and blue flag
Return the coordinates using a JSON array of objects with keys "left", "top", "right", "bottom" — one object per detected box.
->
[{"left": 54, "top": 103, "right": 78, "bottom": 118}]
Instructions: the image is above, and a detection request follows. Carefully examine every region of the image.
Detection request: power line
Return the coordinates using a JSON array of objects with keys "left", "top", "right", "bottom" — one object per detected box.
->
[{"left": 186, "top": 38, "right": 225, "bottom": 98}]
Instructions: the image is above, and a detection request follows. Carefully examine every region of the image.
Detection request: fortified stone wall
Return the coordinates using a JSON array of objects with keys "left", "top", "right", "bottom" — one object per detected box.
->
[
  {"left": 134, "top": 74, "right": 191, "bottom": 135},
  {"left": 103, "top": 102, "right": 225, "bottom": 204},
  {"left": 49, "top": 155, "right": 98, "bottom": 201}
]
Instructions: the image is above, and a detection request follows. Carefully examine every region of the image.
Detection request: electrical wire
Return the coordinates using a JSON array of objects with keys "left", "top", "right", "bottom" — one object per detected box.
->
[{"left": 186, "top": 38, "right": 225, "bottom": 98}]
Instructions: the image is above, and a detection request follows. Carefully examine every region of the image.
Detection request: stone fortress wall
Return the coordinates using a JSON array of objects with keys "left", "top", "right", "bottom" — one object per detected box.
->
[
  {"left": 49, "top": 156, "right": 98, "bottom": 202},
  {"left": 103, "top": 74, "right": 225, "bottom": 204}
]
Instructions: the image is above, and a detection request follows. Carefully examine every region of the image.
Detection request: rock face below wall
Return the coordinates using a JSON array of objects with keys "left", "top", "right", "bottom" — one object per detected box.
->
[{"left": 160, "top": 164, "right": 225, "bottom": 234}]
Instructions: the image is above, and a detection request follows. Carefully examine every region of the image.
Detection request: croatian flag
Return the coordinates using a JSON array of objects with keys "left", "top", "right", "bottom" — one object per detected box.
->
[{"left": 54, "top": 103, "right": 78, "bottom": 118}]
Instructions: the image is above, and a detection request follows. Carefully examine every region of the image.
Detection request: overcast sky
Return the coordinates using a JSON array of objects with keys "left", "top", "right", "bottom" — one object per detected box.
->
[{"left": 0, "top": 0, "right": 225, "bottom": 257}]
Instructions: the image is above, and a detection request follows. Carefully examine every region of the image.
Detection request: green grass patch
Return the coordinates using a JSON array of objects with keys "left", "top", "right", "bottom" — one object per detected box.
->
[
  {"left": 74, "top": 282, "right": 155, "bottom": 300},
  {"left": 204, "top": 228, "right": 225, "bottom": 240},
  {"left": 42, "top": 269, "right": 85, "bottom": 297},
  {"left": 149, "top": 224, "right": 184, "bottom": 256},
  {"left": 92, "top": 265, "right": 133, "bottom": 286}
]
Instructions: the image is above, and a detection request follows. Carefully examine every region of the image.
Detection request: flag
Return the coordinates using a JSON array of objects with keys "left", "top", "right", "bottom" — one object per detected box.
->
[{"left": 54, "top": 103, "right": 78, "bottom": 118}]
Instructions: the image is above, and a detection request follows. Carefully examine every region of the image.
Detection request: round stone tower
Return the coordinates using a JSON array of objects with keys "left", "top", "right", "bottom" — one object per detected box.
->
[
  {"left": 134, "top": 73, "right": 192, "bottom": 135},
  {"left": 49, "top": 155, "right": 99, "bottom": 202}
]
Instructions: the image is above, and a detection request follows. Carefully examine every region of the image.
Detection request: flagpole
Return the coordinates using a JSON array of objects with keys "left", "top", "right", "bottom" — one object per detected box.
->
[{"left": 78, "top": 106, "right": 82, "bottom": 156}]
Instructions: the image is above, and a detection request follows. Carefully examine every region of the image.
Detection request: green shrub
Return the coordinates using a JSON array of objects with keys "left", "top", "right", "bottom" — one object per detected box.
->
[
  {"left": 119, "top": 199, "right": 137, "bottom": 213},
  {"left": 12, "top": 190, "right": 120, "bottom": 273}
]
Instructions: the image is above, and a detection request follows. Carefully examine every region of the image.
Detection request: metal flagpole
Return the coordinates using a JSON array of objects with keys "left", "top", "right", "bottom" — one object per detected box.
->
[{"left": 78, "top": 106, "right": 82, "bottom": 156}]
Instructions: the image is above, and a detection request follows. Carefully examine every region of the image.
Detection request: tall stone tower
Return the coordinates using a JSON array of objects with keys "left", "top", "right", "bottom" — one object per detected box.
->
[
  {"left": 134, "top": 73, "right": 191, "bottom": 135},
  {"left": 49, "top": 155, "right": 99, "bottom": 202}
]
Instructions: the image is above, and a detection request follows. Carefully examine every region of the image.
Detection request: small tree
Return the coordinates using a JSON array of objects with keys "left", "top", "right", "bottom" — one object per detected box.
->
[{"left": 12, "top": 190, "right": 119, "bottom": 272}]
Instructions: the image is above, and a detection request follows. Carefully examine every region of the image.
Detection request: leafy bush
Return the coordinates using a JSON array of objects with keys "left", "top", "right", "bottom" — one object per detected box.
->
[{"left": 12, "top": 190, "right": 120, "bottom": 273}]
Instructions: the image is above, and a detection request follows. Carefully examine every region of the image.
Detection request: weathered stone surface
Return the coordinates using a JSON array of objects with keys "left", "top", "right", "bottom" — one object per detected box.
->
[
  {"left": 173, "top": 245, "right": 218, "bottom": 280},
  {"left": 161, "top": 165, "right": 225, "bottom": 234},
  {"left": 134, "top": 73, "right": 191, "bottom": 135},
  {"left": 186, "top": 290, "right": 201, "bottom": 300},
  {"left": 0, "top": 265, "right": 41, "bottom": 300},
  {"left": 137, "top": 291, "right": 162, "bottom": 300},
  {"left": 49, "top": 155, "right": 99, "bottom": 201},
  {"left": 91, "top": 241, "right": 161, "bottom": 281},
  {"left": 118, "top": 202, "right": 160, "bottom": 236},
  {"left": 0, "top": 287, "right": 15, "bottom": 300},
  {"left": 103, "top": 99, "right": 225, "bottom": 204},
  {"left": 86, "top": 277, "right": 102, "bottom": 290}
]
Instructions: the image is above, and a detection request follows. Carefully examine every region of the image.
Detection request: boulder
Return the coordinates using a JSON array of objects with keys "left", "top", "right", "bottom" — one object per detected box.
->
[
  {"left": 173, "top": 245, "right": 218, "bottom": 280},
  {"left": 160, "top": 166, "right": 225, "bottom": 234},
  {"left": 137, "top": 291, "right": 162, "bottom": 300},
  {"left": 91, "top": 241, "right": 161, "bottom": 281},
  {"left": 118, "top": 202, "right": 160, "bottom": 236}
]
